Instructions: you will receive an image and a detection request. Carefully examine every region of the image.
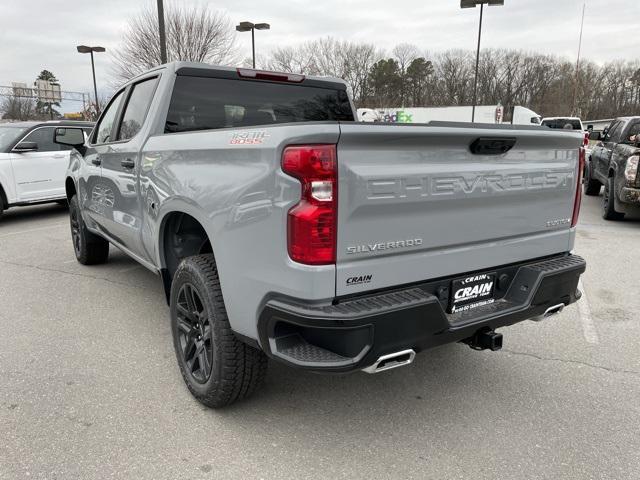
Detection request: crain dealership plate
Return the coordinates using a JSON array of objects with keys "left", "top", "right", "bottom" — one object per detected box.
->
[{"left": 448, "top": 272, "right": 496, "bottom": 314}]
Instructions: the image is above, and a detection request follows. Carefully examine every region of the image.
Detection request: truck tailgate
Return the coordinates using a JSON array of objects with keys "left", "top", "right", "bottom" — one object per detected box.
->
[{"left": 335, "top": 122, "right": 582, "bottom": 296}]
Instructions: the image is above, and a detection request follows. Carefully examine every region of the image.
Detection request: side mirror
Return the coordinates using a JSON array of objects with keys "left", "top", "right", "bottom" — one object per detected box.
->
[
  {"left": 54, "top": 127, "right": 85, "bottom": 148},
  {"left": 12, "top": 141, "right": 38, "bottom": 152},
  {"left": 588, "top": 131, "right": 601, "bottom": 141}
]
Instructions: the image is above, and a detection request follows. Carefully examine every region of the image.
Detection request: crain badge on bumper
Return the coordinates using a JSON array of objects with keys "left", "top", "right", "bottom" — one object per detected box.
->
[{"left": 448, "top": 273, "right": 496, "bottom": 313}]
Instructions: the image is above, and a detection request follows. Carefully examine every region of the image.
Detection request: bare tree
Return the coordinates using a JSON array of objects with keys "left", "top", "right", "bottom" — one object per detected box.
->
[
  {"left": 0, "top": 95, "right": 37, "bottom": 121},
  {"left": 112, "top": 3, "right": 238, "bottom": 82}
]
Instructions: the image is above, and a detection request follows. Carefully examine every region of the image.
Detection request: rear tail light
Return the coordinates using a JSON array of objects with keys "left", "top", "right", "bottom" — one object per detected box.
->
[
  {"left": 583, "top": 132, "right": 589, "bottom": 147},
  {"left": 571, "top": 147, "right": 585, "bottom": 227},
  {"left": 282, "top": 145, "right": 337, "bottom": 265},
  {"left": 624, "top": 155, "right": 639, "bottom": 185}
]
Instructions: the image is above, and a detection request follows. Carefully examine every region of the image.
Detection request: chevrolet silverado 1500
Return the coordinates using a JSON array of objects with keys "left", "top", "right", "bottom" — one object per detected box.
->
[{"left": 55, "top": 62, "right": 586, "bottom": 407}]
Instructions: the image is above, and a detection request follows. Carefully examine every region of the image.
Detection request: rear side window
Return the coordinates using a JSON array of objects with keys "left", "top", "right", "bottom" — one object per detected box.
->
[
  {"left": 94, "top": 90, "right": 125, "bottom": 144},
  {"left": 541, "top": 119, "right": 582, "bottom": 130},
  {"left": 165, "top": 76, "right": 353, "bottom": 133},
  {"left": 117, "top": 77, "right": 158, "bottom": 141}
]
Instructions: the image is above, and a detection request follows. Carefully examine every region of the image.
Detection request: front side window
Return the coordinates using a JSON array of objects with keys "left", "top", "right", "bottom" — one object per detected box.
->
[
  {"left": 20, "top": 127, "right": 59, "bottom": 152},
  {"left": 607, "top": 122, "right": 622, "bottom": 143},
  {"left": 94, "top": 90, "right": 125, "bottom": 144},
  {"left": 117, "top": 77, "right": 158, "bottom": 141}
]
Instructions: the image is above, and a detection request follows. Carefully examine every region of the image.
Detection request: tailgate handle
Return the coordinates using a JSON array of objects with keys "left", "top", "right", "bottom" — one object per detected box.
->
[{"left": 470, "top": 137, "right": 516, "bottom": 155}]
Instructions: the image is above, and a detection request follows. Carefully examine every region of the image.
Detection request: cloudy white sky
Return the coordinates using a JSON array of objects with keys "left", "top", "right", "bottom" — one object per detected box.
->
[{"left": 0, "top": 0, "right": 635, "bottom": 112}]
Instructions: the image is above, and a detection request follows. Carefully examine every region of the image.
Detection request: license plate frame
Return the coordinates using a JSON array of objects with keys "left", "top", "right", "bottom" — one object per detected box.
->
[{"left": 448, "top": 272, "right": 497, "bottom": 314}]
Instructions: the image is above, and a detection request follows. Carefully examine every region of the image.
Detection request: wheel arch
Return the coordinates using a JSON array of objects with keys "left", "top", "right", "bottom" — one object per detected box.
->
[
  {"left": 158, "top": 210, "right": 214, "bottom": 304},
  {"left": 65, "top": 177, "right": 77, "bottom": 201},
  {"left": 0, "top": 181, "right": 7, "bottom": 208}
]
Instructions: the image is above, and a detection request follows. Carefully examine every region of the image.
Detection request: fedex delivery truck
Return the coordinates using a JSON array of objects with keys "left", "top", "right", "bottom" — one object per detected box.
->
[{"left": 357, "top": 105, "right": 542, "bottom": 125}]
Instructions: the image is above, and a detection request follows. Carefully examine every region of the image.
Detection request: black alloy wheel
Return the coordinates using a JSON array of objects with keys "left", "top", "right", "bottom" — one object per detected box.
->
[
  {"left": 70, "top": 203, "right": 82, "bottom": 257},
  {"left": 175, "top": 283, "right": 214, "bottom": 384}
]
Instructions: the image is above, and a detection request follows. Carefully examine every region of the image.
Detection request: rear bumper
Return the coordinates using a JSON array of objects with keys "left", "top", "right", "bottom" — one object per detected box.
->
[{"left": 257, "top": 254, "right": 586, "bottom": 373}]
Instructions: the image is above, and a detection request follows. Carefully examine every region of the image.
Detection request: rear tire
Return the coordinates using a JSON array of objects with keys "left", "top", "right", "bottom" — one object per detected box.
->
[
  {"left": 583, "top": 162, "right": 601, "bottom": 196},
  {"left": 170, "top": 254, "right": 267, "bottom": 408},
  {"left": 69, "top": 195, "right": 110, "bottom": 264},
  {"left": 0, "top": 195, "right": 4, "bottom": 220},
  {"left": 602, "top": 176, "right": 625, "bottom": 221}
]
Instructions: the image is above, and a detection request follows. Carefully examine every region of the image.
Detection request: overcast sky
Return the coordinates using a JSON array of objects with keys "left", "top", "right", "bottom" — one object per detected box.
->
[{"left": 0, "top": 0, "right": 635, "bottom": 113}]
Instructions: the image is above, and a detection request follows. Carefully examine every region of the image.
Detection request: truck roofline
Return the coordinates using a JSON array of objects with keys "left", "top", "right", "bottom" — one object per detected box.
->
[{"left": 121, "top": 61, "right": 349, "bottom": 91}]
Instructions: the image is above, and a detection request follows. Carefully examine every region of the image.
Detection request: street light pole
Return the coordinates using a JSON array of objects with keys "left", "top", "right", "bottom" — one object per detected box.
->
[
  {"left": 251, "top": 27, "right": 256, "bottom": 69},
  {"left": 471, "top": 3, "right": 484, "bottom": 123},
  {"left": 461, "top": 0, "right": 504, "bottom": 122},
  {"left": 89, "top": 51, "right": 98, "bottom": 117},
  {"left": 236, "top": 21, "right": 270, "bottom": 69},
  {"left": 157, "top": 0, "right": 167, "bottom": 64},
  {"left": 76, "top": 45, "right": 105, "bottom": 118}
]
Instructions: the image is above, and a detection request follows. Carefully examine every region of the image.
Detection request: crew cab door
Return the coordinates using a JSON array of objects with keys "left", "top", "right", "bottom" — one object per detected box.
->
[
  {"left": 98, "top": 76, "right": 159, "bottom": 259},
  {"left": 594, "top": 121, "right": 622, "bottom": 180},
  {"left": 9, "top": 126, "right": 69, "bottom": 201},
  {"left": 81, "top": 89, "right": 126, "bottom": 231}
]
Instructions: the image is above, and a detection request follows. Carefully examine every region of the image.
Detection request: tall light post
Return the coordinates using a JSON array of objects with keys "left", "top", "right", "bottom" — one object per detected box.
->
[
  {"left": 157, "top": 0, "right": 167, "bottom": 64},
  {"left": 461, "top": 0, "right": 504, "bottom": 122},
  {"left": 235, "top": 21, "right": 270, "bottom": 68},
  {"left": 76, "top": 45, "right": 105, "bottom": 117}
]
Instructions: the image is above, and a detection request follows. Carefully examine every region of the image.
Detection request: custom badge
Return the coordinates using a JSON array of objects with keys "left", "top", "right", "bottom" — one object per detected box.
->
[{"left": 229, "top": 131, "right": 270, "bottom": 145}]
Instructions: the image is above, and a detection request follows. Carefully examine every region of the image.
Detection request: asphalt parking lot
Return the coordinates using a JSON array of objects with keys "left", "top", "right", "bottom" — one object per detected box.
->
[{"left": 1, "top": 195, "right": 639, "bottom": 480}]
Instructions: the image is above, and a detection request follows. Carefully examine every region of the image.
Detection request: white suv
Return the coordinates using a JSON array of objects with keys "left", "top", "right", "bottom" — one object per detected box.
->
[{"left": 0, "top": 120, "right": 93, "bottom": 218}]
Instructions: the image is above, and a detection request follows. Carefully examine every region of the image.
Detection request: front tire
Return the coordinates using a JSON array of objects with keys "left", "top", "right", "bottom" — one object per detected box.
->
[
  {"left": 170, "top": 254, "right": 267, "bottom": 408},
  {"left": 583, "top": 161, "right": 601, "bottom": 196},
  {"left": 0, "top": 195, "right": 4, "bottom": 220},
  {"left": 602, "top": 176, "right": 625, "bottom": 221},
  {"left": 69, "top": 195, "right": 110, "bottom": 264}
]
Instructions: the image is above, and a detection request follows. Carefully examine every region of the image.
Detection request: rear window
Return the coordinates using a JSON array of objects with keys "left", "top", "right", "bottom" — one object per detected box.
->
[
  {"left": 541, "top": 118, "right": 582, "bottom": 130},
  {"left": 165, "top": 76, "right": 354, "bottom": 133}
]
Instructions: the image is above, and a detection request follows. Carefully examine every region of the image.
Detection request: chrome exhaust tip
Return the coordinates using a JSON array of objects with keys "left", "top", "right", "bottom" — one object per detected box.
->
[
  {"left": 362, "top": 349, "right": 416, "bottom": 374},
  {"left": 531, "top": 303, "right": 565, "bottom": 322}
]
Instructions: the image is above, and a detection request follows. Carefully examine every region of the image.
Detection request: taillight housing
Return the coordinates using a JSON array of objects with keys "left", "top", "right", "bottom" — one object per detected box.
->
[
  {"left": 282, "top": 145, "right": 337, "bottom": 265},
  {"left": 571, "top": 147, "right": 585, "bottom": 227},
  {"left": 583, "top": 132, "right": 589, "bottom": 147}
]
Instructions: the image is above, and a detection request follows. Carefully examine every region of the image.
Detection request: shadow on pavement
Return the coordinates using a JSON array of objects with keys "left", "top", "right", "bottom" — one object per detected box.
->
[{"left": 0, "top": 202, "right": 69, "bottom": 227}]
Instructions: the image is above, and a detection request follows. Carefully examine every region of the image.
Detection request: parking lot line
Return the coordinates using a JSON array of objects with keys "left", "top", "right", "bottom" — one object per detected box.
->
[{"left": 577, "top": 279, "right": 599, "bottom": 345}]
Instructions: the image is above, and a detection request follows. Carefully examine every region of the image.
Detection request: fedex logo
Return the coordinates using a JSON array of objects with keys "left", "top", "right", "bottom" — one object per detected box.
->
[{"left": 382, "top": 111, "right": 413, "bottom": 123}]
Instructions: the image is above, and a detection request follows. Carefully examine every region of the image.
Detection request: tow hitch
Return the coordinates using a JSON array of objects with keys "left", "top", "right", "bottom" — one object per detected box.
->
[{"left": 463, "top": 328, "right": 503, "bottom": 351}]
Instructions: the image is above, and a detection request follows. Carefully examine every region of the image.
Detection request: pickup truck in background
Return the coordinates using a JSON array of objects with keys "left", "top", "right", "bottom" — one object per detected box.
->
[
  {"left": 584, "top": 116, "right": 640, "bottom": 220},
  {"left": 0, "top": 120, "right": 94, "bottom": 219},
  {"left": 55, "top": 62, "right": 586, "bottom": 407}
]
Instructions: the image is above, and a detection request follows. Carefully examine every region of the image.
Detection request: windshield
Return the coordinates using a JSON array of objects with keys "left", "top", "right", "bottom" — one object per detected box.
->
[
  {"left": 541, "top": 118, "right": 582, "bottom": 130},
  {"left": 0, "top": 126, "right": 29, "bottom": 151}
]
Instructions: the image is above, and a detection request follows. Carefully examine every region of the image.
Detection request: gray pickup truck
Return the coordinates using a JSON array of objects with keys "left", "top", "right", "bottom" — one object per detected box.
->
[
  {"left": 585, "top": 117, "right": 640, "bottom": 220},
  {"left": 55, "top": 62, "right": 586, "bottom": 407}
]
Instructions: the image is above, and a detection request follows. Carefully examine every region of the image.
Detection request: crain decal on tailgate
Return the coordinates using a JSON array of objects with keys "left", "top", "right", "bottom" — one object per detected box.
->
[
  {"left": 229, "top": 131, "right": 270, "bottom": 145},
  {"left": 346, "top": 274, "right": 373, "bottom": 286}
]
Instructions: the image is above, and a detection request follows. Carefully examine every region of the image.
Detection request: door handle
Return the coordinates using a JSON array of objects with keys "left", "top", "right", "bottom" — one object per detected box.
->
[
  {"left": 91, "top": 156, "right": 101, "bottom": 166},
  {"left": 121, "top": 158, "right": 135, "bottom": 169}
]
